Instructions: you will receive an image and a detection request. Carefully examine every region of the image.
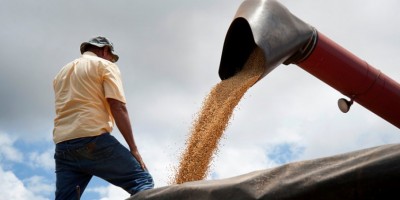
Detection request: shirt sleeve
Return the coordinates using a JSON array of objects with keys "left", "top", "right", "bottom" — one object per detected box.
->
[{"left": 103, "top": 63, "right": 127, "bottom": 103}]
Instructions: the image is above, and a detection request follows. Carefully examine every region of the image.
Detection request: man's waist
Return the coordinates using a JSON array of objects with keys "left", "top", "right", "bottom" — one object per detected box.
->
[
  {"left": 56, "top": 132, "right": 110, "bottom": 151},
  {"left": 53, "top": 125, "right": 113, "bottom": 144}
]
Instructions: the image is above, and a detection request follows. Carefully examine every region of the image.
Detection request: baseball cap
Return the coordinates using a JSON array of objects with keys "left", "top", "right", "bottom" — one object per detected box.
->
[{"left": 80, "top": 36, "right": 119, "bottom": 62}]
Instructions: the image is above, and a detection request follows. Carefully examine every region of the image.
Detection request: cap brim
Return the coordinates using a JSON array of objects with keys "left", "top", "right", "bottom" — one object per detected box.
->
[
  {"left": 111, "top": 53, "right": 119, "bottom": 62},
  {"left": 80, "top": 42, "right": 90, "bottom": 54},
  {"left": 80, "top": 42, "right": 119, "bottom": 62}
]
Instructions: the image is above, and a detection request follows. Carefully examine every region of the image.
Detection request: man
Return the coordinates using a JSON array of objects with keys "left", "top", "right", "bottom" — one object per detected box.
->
[{"left": 53, "top": 36, "right": 154, "bottom": 199}]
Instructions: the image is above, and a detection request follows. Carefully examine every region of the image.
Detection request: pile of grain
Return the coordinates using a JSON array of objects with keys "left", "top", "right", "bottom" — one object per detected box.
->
[{"left": 173, "top": 47, "right": 265, "bottom": 184}]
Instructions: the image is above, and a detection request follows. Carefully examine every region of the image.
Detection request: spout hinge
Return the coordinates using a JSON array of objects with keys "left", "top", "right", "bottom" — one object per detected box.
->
[{"left": 284, "top": 28, "right": 318, "bottom": 65}]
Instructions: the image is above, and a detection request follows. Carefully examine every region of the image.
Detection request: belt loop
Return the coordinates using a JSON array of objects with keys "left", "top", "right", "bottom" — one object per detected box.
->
[{"left": 76, "top": 185, "right": 81, "bottom": 200}]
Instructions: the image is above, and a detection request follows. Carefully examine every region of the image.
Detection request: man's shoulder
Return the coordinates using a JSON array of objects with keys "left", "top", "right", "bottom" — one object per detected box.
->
[{"left": 55, "top": 59, "right": 76, "bottom": 77}]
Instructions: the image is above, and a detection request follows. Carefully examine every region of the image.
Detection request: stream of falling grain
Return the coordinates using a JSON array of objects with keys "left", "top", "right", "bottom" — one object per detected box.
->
[{"left": 173, "top": 47, "right": 266, "bottom": 184}]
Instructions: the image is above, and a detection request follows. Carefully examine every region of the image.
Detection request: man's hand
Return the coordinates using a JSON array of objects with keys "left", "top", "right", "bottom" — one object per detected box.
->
[
  {"left": 107, "top": 98, "right": 148, "bottom": 171},
  {"left": 131, "top": 150, "right": 148, "bottom": 171}
]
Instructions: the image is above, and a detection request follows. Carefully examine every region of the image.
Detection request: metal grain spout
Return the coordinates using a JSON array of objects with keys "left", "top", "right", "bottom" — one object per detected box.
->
[
  {"left": 218, "top": 0, "right": 316, "bottom": 80},
  {"left": 219, "top": 0, "right": 400, "bottom": 129}
]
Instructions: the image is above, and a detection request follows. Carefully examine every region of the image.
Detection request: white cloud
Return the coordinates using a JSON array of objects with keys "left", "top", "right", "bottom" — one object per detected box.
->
[
  {"left": 0, "top": 132, "right": 54, "bottom": 172},
  {"left": 0, "top": 165, "right": 48, "bottom": 200},
  {"left": 210, "top": 145, "right": 276, "bottom": 180},
  {"left": 0, "top": 133, "right": 23, "bottom": 162},
  {"left": 0, "top": 133, "right": 54, "bottom": 199},
  {"left": 87, "top": 185, "right": 129, "bottom": 200},
  {"left": 23, "top": 176, "right": 54, "bottom": 198},
  {"left": 28, "top": 149, "right": 55, "bottom": 170},
  {"left": 86, "top": 185, "right": 108, "bottom": 198}
]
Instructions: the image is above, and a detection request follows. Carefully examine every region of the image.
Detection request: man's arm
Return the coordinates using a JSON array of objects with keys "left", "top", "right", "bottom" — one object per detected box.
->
[{"left": 107, "top": 98, "right": 148, "bottom": 171}]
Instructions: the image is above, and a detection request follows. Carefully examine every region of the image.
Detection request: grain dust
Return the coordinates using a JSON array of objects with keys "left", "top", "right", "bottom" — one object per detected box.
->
[{"left": 173, "top": 47, "right": 265, "bottom": 184}]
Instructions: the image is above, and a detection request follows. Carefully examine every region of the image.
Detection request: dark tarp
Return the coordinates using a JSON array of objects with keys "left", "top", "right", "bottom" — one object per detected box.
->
[{"left": 129, "top": 143, "right": 400, "bottom": 200}]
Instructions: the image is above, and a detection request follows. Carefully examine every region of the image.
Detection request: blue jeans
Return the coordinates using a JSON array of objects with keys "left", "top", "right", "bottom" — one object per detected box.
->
[{"left": 54, "top": 133, "right": 154, "bottom": 199}]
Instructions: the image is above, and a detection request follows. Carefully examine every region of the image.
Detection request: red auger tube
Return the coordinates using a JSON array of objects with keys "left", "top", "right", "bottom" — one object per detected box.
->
[
  {"left": 218, "top": 0, "right": 400, "bottom": 129},
  {"left": 297, "top": 32, "right": 400, "bottom": 128}
]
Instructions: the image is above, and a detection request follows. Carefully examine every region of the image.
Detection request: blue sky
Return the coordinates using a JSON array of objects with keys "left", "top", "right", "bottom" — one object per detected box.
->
[{"left": 1, "top": 0, "right": 400, "bottom": 199}]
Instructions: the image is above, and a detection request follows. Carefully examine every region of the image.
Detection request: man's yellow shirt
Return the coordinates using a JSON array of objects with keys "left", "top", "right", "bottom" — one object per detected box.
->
[{"left": 53, "top": 51, "right": 126, "bottom": 143}]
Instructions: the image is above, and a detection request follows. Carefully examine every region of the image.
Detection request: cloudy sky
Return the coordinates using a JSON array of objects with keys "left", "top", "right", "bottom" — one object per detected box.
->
[{"left": 1, "top": 0, "right": 399, "bottom": 199}]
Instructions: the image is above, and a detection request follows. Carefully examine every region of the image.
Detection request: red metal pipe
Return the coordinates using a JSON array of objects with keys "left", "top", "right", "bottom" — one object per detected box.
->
[
  {"left": 219, "top": 0, "right": 400, "bottom": 129},
  {"left": 297, "top": 32, "right": 400, "bottom": 128}
]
